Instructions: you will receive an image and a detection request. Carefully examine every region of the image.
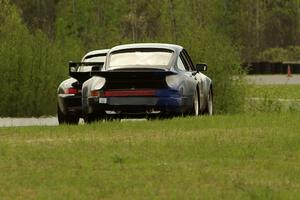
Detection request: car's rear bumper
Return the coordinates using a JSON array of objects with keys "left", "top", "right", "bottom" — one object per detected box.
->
[
  {"left": 57, "top": 94, "right": 82, "bottom": 115},
  {"left": 85, "top": 92, "right": 191, "bottom": 117}
]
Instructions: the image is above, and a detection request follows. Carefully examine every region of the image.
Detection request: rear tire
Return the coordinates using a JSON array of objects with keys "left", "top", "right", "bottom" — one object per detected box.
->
[
  {"left": 57, "top": 104, "right": 79, "bottom": 125},
  {"left": 204, "top": 89, "right": 213, "bottom": 115},
  {"left": 84, "top": 113, "right": 105, "bottom": 124},
  {"left": 191, "top": 89, "right": 199, "bottom": 116},
  {"left": 84, "top": 113, "right": 98, "bottom": 124}
]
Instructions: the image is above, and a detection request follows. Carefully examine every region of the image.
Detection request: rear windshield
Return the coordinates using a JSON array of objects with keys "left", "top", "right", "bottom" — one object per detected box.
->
[
  {"left": 108, "top": 49, "right": 173, "bottom": 69},
  {"left": 77, "top": 55, "right": 106, "bottom": 72},
  {"left": 83, "top": 54, "right": 106, "bottom": 62}
]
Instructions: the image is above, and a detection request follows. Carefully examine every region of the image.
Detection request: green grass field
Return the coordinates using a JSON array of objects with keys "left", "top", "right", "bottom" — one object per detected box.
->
[
  {"left": 0, "top": 113, "right": 300, "bottom": 199},
  {"left": 245, "top": 85, "right": 300, "bottom": 112},
  {"left": 247, "top": 85, "right": 300, "bottom": 99}
]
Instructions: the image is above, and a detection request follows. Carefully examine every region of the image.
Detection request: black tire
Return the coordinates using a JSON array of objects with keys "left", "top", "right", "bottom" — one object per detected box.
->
[
  {"left": 57, "top": 104, "right": 79, "bottom": 125},
  {"left": 83, "top": 113, "right": 97, "bottom": 124},
  {"left": 84, "top": 113, "right": 105, "bottom": 124},
  {"left": 204, "top": 89, "right": 213, "bottom": 115},
  {"left": 191, "top": 89, "right": 200, "bottom": 116},
  {"left": 147, "top": 114, "right": 172, "bottom": 120}
]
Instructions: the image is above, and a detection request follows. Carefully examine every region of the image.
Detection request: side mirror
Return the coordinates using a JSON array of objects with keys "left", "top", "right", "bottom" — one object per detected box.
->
[{"left": 196, "top": 63, "right": 207, "bottom": 72}]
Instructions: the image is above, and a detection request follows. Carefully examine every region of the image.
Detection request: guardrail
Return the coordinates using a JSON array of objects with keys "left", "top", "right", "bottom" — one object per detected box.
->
[{"left": 242, "top": 61, "right": 300, "bottom": 74}]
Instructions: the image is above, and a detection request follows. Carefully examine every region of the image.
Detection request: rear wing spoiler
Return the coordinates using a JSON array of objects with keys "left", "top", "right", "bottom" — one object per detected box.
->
[{"left": 68, "top": 61, "right": 104, "bottom": 83}]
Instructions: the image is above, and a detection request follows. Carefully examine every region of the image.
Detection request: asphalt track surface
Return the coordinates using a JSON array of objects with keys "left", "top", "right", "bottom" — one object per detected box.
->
[
  {"left": 246, "top": 74, "right": 300, "bottom": 85},
  {"left": 1, "top": 75, "right": 300, "bottom": 127},
  {"left": 0, "top": 117, "right": 59, "bottom": 127},
  {"left": 0, "top": 117, "right": 146, "bottom": 127}
]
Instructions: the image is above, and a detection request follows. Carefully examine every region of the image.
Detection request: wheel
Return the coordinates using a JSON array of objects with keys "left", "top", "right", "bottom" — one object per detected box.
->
[
  {"left": 191, "top": 89, "right": 200, "bottom": 116},
  {"left": 147, "top": 114, "right": 172, "bottom": 120},
  {"left": 57, "top": 104, "right": 79, "bottom": 125},
  {"left": 204, "top": 89, "right": 213, "bottom": 115},
  {"left": 83, "top": 113, "right": 97, "bottom": 124},
  {"left": 84, "top": 113, "right": 105, "bottom": 124}
]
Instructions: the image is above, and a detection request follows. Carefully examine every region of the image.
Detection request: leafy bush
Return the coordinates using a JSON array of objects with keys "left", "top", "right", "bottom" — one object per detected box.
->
[
  {"left": 180, "top": 28, "right": 247, "bottom": 114},
  {"left": 0, "top": 1, "right": 83, "bottom": 117}
]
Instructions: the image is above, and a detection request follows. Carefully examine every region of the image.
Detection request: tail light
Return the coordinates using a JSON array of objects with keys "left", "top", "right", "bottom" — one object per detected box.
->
[
  {"left": 165, "top": 75, "right": 180, "bottom": 88},
  {"left": 90, "top": 90, "right": 100, "bottom": 97},
  {"left": 65, "top": 88, "right": 79, "bottom": 94}
]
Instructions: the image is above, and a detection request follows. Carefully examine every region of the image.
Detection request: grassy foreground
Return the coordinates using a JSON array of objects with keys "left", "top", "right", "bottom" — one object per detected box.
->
[{"left": 0, "top": 114, "right": 300, "bottom": 199}]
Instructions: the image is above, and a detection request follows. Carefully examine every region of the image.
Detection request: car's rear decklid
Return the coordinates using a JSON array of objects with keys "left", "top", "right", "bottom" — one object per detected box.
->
[{"left": 91, "top": 69, "right": 177, "bottom": 89}]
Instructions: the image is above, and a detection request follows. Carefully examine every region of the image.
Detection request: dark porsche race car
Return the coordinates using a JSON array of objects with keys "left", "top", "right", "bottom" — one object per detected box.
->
[
  {"left": 57, "top": 49, "right": 109, "bottom": 124},
  {"left": 81, "top": 43, "right": 213, "bottom": 121}
]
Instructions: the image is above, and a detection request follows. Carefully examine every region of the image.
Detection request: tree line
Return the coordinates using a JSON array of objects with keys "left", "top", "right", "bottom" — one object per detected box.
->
[{"left": 1, "top": 0, "right": 299, "bottom": 117}]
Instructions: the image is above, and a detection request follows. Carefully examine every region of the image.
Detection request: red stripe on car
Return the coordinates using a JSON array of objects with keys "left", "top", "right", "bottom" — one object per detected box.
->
[{"left": 104, "top": 89, "right": 156, "bottom": 97}]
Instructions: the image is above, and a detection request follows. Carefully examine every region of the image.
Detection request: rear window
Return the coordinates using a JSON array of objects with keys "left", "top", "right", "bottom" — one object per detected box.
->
[
  {"left": 108, "top": 49, "right": 173, "bottom": 69},
  {"left": 77, "top": 55, "right": 106, "bottom": 72},
  {"left": 83, "top": 55, "right": 106, "bottom": 62}
]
